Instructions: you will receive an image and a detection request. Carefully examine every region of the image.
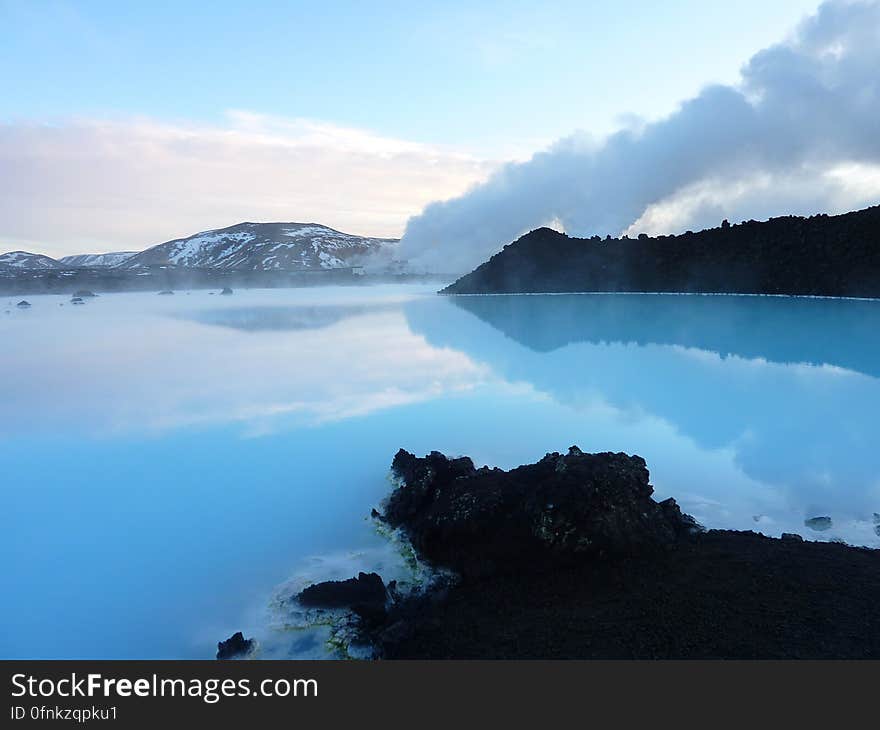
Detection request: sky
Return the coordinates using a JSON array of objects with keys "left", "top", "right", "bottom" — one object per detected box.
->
[{"left": 0, "top": 0, "right": 863, "bottom": 259}]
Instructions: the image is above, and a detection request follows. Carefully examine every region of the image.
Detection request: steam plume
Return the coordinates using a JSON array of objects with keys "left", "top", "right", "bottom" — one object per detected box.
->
[{"left": 399, "top": 1, "right": 880, "bottom": 274}]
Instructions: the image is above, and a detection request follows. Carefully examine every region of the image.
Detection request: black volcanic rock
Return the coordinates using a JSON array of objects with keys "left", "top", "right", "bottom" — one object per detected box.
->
[
  {"left": 443, "top": 205, "right": 880, "bottom": 297},
  {"left": 385, "top": 529, "right": 880, "bottom": 659},
  {"left": 364, "top": 448, "right": 880, "bottom": 659},
  {"left": 284, "top": 448, "right": 880, "bottom": 659},
  {"left": 216, "top": 631, "right": 253, "bottom": 660},
  {"left": 297, "top": 572, "right": 387, "bottom": 623},
  {"left": 384, "top": 446, "right": 700, "bottom": 576}
]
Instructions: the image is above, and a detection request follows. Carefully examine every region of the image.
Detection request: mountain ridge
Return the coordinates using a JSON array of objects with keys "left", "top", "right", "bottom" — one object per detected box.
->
[
  {"left": 0, "top": 251, "right": 65, "bottom": 270},
  {"left": 0, "top": 221, "right": 400, "bottom": 272}
]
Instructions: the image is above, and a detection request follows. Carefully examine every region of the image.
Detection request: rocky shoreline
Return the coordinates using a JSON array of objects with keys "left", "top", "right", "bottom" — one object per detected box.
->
[{"left": 220, "top": 447, "right": 880, "bottom": 660}]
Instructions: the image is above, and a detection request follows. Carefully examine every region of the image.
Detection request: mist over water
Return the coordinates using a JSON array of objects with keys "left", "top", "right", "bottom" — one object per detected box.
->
[{"left": 3, "top": 285, "right": 879, "bottom": 658}]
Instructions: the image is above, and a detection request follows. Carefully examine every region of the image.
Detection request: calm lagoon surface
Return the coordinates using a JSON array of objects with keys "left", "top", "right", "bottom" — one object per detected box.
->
[{"left": 3, "top": 284, "right": 880, "bottom": 658}]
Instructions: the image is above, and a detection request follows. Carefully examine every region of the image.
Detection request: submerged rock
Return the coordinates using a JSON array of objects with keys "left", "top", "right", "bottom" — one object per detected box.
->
[
  {"left": 216, "top": 631, "right": 253, "bottom": 660},
  {"left": 157, "top": 290, "right": 174, "bottom": 296},
  {"left": 382, "top": 446, "right": 701, "bottom": 577},
  {"left": 805, "top": 516, "right": 833, "bottom": 532}
]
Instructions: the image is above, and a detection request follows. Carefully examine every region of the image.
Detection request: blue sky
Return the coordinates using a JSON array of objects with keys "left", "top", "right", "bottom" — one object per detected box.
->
[
  {"left": 9, "top": 0, "right": 879, "bottom": 260},
  {"left": 1, "top": 0, "right": 820, "bottom": 150}
]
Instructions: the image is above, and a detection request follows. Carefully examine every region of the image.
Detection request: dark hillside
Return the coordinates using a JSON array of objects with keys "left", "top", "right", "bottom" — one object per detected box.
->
[{"left": 443, "top": 205, "right": 880, "bottom": 297}]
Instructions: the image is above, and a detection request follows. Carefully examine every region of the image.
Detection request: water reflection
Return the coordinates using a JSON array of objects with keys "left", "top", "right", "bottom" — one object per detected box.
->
[
  {"left": 405, "top": 293, "right": 880, "bottom": 546},
  {"left": 183, "top": 303, "right": 396, "bottom": 332},
  {"left": 0, "top": 286, "right": 486, "bottom": 437},
  {"left": 448, "top": 293, "right": 880, "bottom": 376}
]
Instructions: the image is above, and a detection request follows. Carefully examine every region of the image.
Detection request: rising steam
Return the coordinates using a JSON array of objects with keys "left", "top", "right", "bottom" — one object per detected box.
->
[{"left": 399, "top": 0, "right": 880, "bottom": 274}]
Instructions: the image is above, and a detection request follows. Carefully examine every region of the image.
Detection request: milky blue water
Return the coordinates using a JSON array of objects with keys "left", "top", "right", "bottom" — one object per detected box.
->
[{"left": 3, "top": 285, "right": 879, "bottom": 659}]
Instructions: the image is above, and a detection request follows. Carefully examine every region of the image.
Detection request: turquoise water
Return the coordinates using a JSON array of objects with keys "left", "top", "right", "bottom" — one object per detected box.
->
[{"left": 3, "top": 285, "right": 879, "bottom": 658}]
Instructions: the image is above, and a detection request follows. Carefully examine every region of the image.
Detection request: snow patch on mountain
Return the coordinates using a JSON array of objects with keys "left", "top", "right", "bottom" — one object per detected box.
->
[
  {"left": 59, "top": 252, "right": 138, "bottom": 267},
  {"left": 0, "top": 251, "right": 61, "bottom": 269},
  {"left": 283, "top": 225, "right": 337, "bottom": 238},
  {"left": 165, "top": 230, "right": 256, "bottom": 266}
]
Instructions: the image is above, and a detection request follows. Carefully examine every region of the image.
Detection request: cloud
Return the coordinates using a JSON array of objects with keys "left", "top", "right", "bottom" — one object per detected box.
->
[
  {"left": 0, "top": 112, "right": 496, "bottom": 258},
  {"left": 399, "top": 0, "right": 880, "bottom": 274}
]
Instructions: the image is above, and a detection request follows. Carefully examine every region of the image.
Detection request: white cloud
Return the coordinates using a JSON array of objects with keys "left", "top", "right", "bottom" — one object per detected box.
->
[{"left": 0, "top": 112, "right": 497, "bottom": 258}]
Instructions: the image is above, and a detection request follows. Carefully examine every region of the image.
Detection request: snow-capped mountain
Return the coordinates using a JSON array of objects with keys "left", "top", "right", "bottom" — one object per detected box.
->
[
  {"left": 121, "top": 222, "right": 399, "bottom": 270},
  {"left": 1, "top": 222, "right": 402, "bottom": 275},
  {"left": 0, "top": 251, "right": 61, "bottom": 269},
  {"left": 59, "top": 252, "right": 137, "bottom": 267}
]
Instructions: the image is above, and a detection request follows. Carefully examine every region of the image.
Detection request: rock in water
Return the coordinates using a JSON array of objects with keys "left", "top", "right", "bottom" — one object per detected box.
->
[
  {"left": 157, "top": 290, "right": 174, "bottom": 296},
  {"left": 70, "top": 297, "right": 84, "bottom": 305},
  {"left": 297, "top": 572, "right": 387, "bottom": 623},
  {"left": 16, "top": 300, "right": 31, "bottom": 308},
  {"left": 383, "top": 446, "right": 701, "bottom": 576},
  {"left": 219, "top": 287, "right": 233, "bottom": 295},
  {"left": 804, "top": 516, "right": 833, "bottom": 532},
  {"left": 73, "top": 289, "right": 97, "bottom": 298},
  {"left": 216, "top": 631, "right": 253, "bottom": 660}
]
